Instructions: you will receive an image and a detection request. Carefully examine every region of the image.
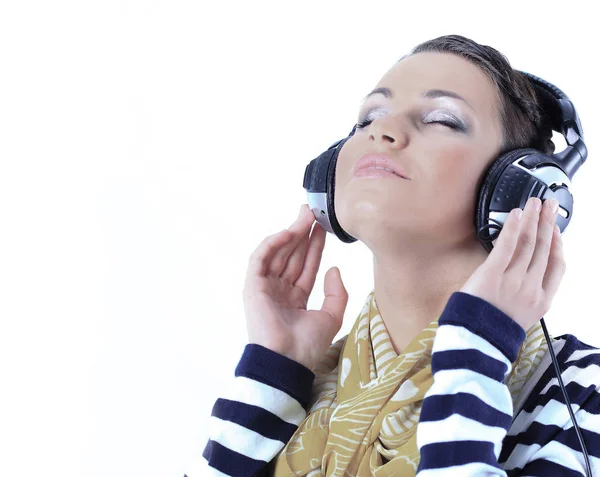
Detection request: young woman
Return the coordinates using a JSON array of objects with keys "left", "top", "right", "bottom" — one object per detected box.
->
[{"left": 194, "top": 35, "right": 599, "bottom": 476}]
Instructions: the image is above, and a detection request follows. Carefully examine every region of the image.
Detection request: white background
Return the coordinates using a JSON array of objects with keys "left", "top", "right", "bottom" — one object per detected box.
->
[{"left": 0, "top": 1, "right": 598, "bottom": 476}]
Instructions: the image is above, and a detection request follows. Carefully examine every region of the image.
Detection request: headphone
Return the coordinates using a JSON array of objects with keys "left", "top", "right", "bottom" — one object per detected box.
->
[{"left": 302, "top": 72, "right": 591, "bottom": 475}]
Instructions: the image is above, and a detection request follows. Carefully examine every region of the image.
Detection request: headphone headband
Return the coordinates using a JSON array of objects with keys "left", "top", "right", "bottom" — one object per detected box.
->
[
  {"left": 514, "top": 71, "right": 587, "bottom": 180},
  {"left": 518, "top": 70, "right": 584, "bottom": 141}
]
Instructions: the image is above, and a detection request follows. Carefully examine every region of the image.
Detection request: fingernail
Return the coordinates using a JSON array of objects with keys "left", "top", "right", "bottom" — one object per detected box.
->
[
  {"left": 515, "top": 209, "right": 523, "bottom": 220},
  {"left": 534, "top": 198, "right": 542, "bottom": 211},
  {"left": 548, "top": 199, "right": 559, "bottom": 214}
]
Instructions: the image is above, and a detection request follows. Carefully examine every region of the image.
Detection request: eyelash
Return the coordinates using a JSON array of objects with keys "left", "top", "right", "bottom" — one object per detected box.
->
[{"left": 355, "top": 117, "right": 462, "bottom": 131}]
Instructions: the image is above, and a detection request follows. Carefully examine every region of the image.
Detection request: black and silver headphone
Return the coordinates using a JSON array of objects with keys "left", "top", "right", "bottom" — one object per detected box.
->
[{"left": 302, "top": 72, "right": 592, "bottom": 475}]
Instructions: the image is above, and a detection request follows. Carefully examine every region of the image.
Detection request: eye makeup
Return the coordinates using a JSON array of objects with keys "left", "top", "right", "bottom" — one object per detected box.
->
[
  {"left": 356, "top": 88, "right": 474, "bottom": 133},
  {"left": 422, "top": 110, "right": 468, "bottom": 132},
  {"left": 356, "top": 106, "right": 469, "bottom": 133}
]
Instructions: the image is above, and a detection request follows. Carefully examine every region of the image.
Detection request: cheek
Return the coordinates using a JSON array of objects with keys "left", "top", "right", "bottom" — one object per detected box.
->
[
  {"left": 335, "top": 141, "right": 360, "bottom": 193},
  {"left": 419, "top": 142, "right": 476, "bottom": 190},
  {"left": 332, "top": 147, "right": 354, "bottom": 219},
  {"left": 418, "top": 144, "right": 484, "bottom": 219}
]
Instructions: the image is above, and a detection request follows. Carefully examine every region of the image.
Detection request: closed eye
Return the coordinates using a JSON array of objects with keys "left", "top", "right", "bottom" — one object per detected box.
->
[
  {"left": 355, "top": 117, "right": 372, "bottom": 129},
  {"left": 422, "top": 118, "right": 462, "bottom": 130},
  {"left": 356, "top": 117, "right": 463, "bottom": 131}
]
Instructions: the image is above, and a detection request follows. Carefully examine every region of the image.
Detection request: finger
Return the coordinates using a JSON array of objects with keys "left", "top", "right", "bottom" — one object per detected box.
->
[
  {"left": 486, "top": 207, "right": 523, "bottom": 272},
  {"left": 247, "top": 229, "right": 293, "bottom": 278},
  {"left": 281, "top": 226, "right": 310, "bottom": 283},
  {"left": 527, "top": 198, "right": 559, "bottom": 286},
  {"left": 542, "top": 224, "right": 566, "bottom": 297},
  {"left": 269, "top": 204, "right": 315, "bottom": 276},
  {"left": 294, "top": 223, "right": 327, "bottom": 296},
  {"left": 505, "top": 197, "right": 542, "bottom": 276},
  {"left": 320, "top": 266, "right": 348, "bottom": 329}
]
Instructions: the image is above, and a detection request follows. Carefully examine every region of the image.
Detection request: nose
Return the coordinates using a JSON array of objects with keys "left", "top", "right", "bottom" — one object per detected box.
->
[{"left": 368, "top": 114, "right": 409, "bottom": 150}]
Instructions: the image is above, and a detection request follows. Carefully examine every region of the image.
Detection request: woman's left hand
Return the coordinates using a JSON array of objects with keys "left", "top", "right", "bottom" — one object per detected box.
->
[{"left": 459, "top": 196, "right": 566, "bottom": 332}]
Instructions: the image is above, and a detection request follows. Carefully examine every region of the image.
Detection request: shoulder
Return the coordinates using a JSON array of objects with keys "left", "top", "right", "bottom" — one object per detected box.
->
[
  {"left": 558, "top": 333, "right": 600, "bottom": 367},
  {"left": 500, "top": 334, "right": 600, "bottom": 473},
  {"left": 527, "top": 333, "right": 600, "bottom": 412},
  {"left": 551, "top": 333, "right": 600, "bottom": 396}
]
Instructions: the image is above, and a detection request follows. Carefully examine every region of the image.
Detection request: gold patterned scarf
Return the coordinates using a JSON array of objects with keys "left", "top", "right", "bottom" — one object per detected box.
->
[{"left": 271, "top": 289, "right": 549, "bottom": 477}]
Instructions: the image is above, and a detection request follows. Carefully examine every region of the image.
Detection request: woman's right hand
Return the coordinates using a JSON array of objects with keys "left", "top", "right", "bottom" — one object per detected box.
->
[{"left": 242, "top": 204, "right": 349, "bottom": 371}]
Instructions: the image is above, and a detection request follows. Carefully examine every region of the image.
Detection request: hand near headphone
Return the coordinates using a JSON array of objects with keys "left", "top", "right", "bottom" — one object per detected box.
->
[
  {"left": 242, "top": 204, "right": 349, "bottom": 371},
  {"left": 460, "top": 196, "right": 566, "bottom": 333}
]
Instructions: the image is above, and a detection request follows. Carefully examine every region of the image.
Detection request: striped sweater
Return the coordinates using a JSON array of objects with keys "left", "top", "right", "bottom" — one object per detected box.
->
[{"left": 190, "top": 292, "right": 600, "bottom": 476}]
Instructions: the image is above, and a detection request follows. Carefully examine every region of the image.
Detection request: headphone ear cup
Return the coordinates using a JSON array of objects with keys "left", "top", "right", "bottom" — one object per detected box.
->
[
  {"left": 303, "top": 134, "right": 358, "bottom": 243},
  {"left": 476, "top": 148, "right": 540, "bottom": 253}
]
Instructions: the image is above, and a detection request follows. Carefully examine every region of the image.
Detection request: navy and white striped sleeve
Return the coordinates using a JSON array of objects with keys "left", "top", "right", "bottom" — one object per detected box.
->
[
  {"left": 193, "top": 343, "right": 315, "bottom": 477},
  {"left": 416, "top": 291, "right": 526, "bottom": 477}
]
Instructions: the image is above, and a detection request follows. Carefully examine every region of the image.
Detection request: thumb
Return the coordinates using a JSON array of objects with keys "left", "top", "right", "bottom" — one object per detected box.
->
[{"left": 320, "top": 267, "right": 348, "bottom": 329}]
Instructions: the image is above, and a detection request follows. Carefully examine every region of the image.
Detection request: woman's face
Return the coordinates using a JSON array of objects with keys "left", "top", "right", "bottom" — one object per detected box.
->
[{"left": 334, "top": 51, "right": 504, "bottom": 253}]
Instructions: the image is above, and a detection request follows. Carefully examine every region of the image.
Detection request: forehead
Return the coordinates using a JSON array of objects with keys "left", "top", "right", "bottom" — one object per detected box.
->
[{"left": 376, "top": 51, "right": 499, "bottom": 121}]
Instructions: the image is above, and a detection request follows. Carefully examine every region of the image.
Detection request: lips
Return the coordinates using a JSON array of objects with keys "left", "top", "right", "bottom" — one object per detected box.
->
[{"left": 354, "top": 154, "right": 411, "bottom": 180}]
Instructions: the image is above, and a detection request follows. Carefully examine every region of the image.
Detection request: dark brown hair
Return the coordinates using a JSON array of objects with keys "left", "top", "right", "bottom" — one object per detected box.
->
[{"left": 406, "top": 34, "right": 554, "bottom": 155}]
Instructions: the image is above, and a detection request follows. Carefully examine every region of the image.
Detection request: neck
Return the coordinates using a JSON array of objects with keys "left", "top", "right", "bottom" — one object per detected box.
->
[{"left": 372, "top": 239, "right": 489, "bottom": 354}]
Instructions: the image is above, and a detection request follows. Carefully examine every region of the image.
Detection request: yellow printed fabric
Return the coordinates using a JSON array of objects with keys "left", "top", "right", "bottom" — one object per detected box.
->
[{"left": 270, "top": 289, "right": 549, "bottom": 477}]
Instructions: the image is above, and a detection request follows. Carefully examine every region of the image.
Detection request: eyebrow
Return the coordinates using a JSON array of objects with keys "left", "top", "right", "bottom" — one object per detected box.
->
[{"left": 362, "top": 87, "right": 474, "bottom": 110}]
